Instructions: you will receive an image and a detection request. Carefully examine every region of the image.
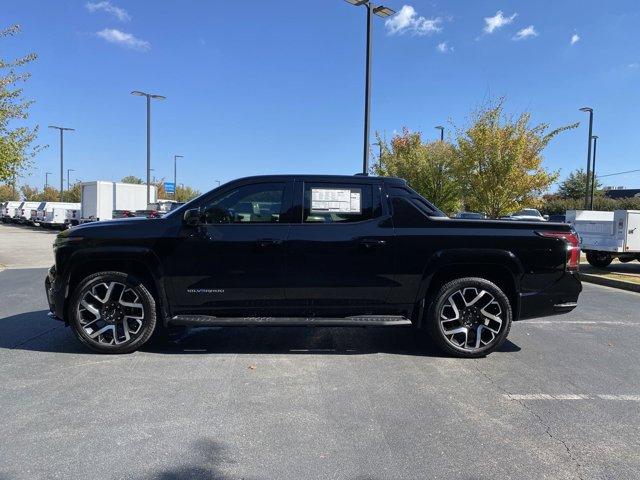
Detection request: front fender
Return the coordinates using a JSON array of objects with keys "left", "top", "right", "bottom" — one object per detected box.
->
[{"left": 61, "top": 246, "right": 170, "bottom": 322}]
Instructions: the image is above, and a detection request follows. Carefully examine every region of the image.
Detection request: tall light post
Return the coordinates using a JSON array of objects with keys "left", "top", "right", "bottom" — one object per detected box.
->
[
  {"left": 67, "top": 168, "right": 75, "bottom": 192},
  {"left": 48, "top": 125, "right": 75, "bottom": 201},
  {"left": 131, "top": 91, "right": 166, "bottom": 205},
  {"left": 174, "top": 155, "right": 183, "bottom": 199},
  {"left": 435, "top": 125, "right": 444, "bottom": 141},
  {"left": 579, "top": 107, "right": 594, "bottom": 209},
  {"left": 590, "top": 135, "right": 598, "bottom": 210},
  {"left": 45, "top": 172, "right": 52, "bottom": 189},
  {"left": 345, "top": 0, "right": 396, "bottom": 175}
]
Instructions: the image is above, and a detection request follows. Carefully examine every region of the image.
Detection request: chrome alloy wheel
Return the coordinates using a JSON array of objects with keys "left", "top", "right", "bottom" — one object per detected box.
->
[
  {"left": 77, "top": 281, "right": 146, "bottom": 346},
  {"left": 439, "top": 287, "right": 503, "bottom": 352}
]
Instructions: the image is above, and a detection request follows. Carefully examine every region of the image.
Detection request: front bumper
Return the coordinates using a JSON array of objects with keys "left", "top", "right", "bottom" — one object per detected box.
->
[
  {"left": 45, "top": 265, "right": 65, "bottom": 322},
  {"left": 518, "top": 271, "right": 582, "bottom": 320}
]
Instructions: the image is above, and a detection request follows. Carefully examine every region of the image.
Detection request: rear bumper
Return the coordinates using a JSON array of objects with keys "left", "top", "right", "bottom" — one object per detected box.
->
[{"left": 518, "top": 271, "right": 582, "bottom": 320}]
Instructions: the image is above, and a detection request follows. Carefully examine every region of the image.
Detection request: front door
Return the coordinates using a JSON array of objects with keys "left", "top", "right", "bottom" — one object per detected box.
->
[
  {"left": 285, "top": 180, "right": 396, "bottom": 317},
  {"left": 167, "top": 181, "right": 293, "bottom": 317}
]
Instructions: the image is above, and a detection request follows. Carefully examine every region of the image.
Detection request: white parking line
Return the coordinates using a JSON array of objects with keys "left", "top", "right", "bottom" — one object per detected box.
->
[
  {"left": 527, "top": 320, "right": 639, "bottom": 326},
  {"left": 505, "top": 394, "right": 640, "bottom": 401}
]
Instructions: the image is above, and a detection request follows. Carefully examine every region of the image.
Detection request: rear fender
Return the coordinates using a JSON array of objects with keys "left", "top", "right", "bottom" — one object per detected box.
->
[{"left": 415, "top": 249, "right": 524, "bottom": 325}]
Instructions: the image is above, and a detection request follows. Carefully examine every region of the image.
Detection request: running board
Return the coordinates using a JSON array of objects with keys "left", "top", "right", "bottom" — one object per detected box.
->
[{"left": 168, "top": 315, "right": 412, "bottom": 327}]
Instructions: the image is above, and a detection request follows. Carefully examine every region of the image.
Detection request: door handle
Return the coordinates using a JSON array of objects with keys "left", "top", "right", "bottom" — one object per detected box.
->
[
  {"left": 256, "top": 238, "right": 283, "bottom": 248},
  {"left": 360, "top": 238, "right": 387, "bottom": 249}
]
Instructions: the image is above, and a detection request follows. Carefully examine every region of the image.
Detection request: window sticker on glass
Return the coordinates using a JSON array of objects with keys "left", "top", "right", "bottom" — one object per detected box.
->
[{"left": 311, "top": 188, "right": 361, "bottom": 214}]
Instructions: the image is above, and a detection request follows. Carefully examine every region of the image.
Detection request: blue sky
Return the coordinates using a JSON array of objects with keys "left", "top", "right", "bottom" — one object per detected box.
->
[{"left": 3, "top": 1, "right": 640, "bottom": 193}]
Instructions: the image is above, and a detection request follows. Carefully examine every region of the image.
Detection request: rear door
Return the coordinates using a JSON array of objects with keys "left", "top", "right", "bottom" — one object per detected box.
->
[{"left": 284, "top": 179, "right": 396, "bottom": 316}]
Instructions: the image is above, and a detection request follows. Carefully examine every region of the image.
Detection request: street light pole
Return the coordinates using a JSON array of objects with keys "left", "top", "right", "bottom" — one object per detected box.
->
[
  {"left": 67, "top": 169, "right": 75, "bottom": 192},
  {"left": 579, "top": 107, "right": 594, "bottom": 209},
  {"left": 45, "top": 172, "right": 52, "bottom": 189},
  {"left": 345, "top": 1, "right": 395, "bottom": 175},
  {"left": 131, "top": 91, "right": 166, "bottom": 205},
  {"left": 435, "top": 125, "right": 444, "bottom": 141},
  {"left": 174, "top": 155, "right": 183, "bottom": 199},
  {"left": 590, "top": 135, "right": 598, "bottom": 210},
  {"left": 48, "top": 125, "right": 75, "bottom": 201}
]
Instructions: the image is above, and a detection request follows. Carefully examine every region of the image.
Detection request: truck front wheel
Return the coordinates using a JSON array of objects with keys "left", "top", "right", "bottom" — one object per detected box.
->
[
  {"left": 427, "top": 277, "right": 512, "bottom": 358},
  {"left": 68, "top": 271, "right": 157, "bottom": 354},
  {"left": 585, "top": 251, "right": 613, "bottom": 268}
]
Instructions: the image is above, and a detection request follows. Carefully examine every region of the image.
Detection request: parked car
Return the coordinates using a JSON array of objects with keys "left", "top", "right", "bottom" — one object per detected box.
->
[
  {"left": 503, "top": 208, "right": 548, "bottom": 222},
  {"left": 14, "top": 201, "right": 42, "bottom": 224},
  {"left": 46, "top": 174, "right": 582, "bottom": 357},
  {"left": 547, "top": 214, "right": 566, "bottom": 223},
  {"left": 454, "top": 211, "right": 487, "bottom": 220}
]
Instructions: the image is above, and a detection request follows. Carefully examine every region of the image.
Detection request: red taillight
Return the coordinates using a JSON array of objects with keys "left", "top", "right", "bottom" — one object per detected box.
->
[{"left": 538, "top": 231, "right": 580, "bottom": 271}]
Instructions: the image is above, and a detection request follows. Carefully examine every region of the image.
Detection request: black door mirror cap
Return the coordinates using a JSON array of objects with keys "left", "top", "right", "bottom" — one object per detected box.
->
[{"left": 183, "top": 208, "right": 201, "bottom": 226}]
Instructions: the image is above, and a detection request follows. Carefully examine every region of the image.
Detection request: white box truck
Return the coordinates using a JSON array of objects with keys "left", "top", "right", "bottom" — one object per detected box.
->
[
  {"left": 80, "top": 181, "right": 157, "bottom": 223},
  {"left": 39, "top": 203, "right": 81, "bottom": 229},
  {"left": 566, "top": 210, "right": 640, "bottom": 267}
]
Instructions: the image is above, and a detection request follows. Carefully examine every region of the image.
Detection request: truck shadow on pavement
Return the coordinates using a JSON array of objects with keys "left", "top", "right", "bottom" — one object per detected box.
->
[{"left": 1, "top": 309, "right": 521, "bottom": 357}]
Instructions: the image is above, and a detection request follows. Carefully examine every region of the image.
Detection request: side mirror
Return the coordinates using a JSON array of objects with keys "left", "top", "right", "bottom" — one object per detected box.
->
[
  {"left": 543, "top": 214, "right": 550, "bottom": 221},
  {"left": 183, "top": 208, "right": 201, "bottom": 226}
]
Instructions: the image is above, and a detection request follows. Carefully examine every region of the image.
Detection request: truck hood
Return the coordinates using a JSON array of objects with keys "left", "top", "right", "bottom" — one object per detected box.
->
[{"left": 62, "top": 217, "right": 167, "bottom": 240}]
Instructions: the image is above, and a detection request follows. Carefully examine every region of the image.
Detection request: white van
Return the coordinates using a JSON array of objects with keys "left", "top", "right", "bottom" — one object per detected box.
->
[
  {"left": 36, "top": 202, "right": 80, "bottom": 228},
  {"left": 42, "top": 203, "right": 81, "bottom": 229},
  {"left": 2, "top": 201, "right": 23, "bottom": 222},
  {"left": 15, "top": 201, "right": 41, "bottom": 224}
]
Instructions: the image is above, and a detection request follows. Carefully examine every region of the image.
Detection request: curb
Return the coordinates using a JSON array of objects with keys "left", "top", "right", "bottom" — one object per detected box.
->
[{"left": 580, "top": 272, "right": 640, "bottom": 293}]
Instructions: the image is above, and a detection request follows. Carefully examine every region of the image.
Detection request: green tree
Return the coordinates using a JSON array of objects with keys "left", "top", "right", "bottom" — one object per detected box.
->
[
  {"left": 40, "top": 185, "right": 60, "bottom": 201},
  {"left": 19, "top": 184, "right": 39, "bottom": 200},
  {"left": 121, "top": 175, "right": 144, "bottom": 184},
  {"left": 557, "top": 169, "right": 601, "bottom": 200},
  {"left": 372, "top": 129, "right": 461, "bottom": 214},
  {"left": 62, "top": 182, "right": 81, "bottom": 202},
  {"left": 0, "top": 25, "right": 43, "bottom": 183},
  {"left": 454, "top": 99, "right": 576, "bottom": 218},
  {"left": 0, "top": 183, "right": 16, "bottom": 201},
  {"left": 175, "top": 185, "right": 200, "bottom": 202}
]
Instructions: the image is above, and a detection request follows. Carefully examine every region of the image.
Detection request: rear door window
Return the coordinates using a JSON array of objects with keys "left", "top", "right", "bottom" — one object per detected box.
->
[{"left": 303, "top": 183, "right": 377, "bottom": 223}]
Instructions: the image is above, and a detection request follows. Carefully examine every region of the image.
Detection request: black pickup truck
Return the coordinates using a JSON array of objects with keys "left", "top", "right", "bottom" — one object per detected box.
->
[{"left": 46, "top": 175, "right": 582, "bottom": 357}]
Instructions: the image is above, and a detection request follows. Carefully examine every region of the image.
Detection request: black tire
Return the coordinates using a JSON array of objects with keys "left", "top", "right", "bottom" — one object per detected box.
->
[
  {"left": 586, "top": 251, "right": 613, "bottom": 268},
  {"left": 426, "top": 277, "right": 512, "bottom": 358},
  {"left": 68, "top": 271, "right": 157, "bottom": 354}
]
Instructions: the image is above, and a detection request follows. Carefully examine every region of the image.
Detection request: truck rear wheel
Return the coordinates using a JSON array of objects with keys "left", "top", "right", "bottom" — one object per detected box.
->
[
  {"left": 68, "top": 271, "right": 157, "bottom": 354},
  {"left": 427, "top": 277, "right": 512, "bottom": 358},
  {"left": 586, "top": 251, "right": 613, "bottom": 268}
]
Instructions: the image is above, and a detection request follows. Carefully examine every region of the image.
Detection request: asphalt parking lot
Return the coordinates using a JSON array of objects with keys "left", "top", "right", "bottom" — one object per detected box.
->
[{"left": 1, "top": 223, "right": 639, "bottom": 479}]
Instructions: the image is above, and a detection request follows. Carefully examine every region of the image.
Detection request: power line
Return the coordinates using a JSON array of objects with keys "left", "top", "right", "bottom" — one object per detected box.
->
[{"left": 597, "top": 168, "right": 640, "bottom": 178}]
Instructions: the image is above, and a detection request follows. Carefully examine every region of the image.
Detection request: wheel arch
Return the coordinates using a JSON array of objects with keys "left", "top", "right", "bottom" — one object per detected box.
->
[
  {"left": 63, "top": 247, "right": 170, "bottom": 325},
  {"left": 415, "top": 249, "right": 523, "bottom": 327}
]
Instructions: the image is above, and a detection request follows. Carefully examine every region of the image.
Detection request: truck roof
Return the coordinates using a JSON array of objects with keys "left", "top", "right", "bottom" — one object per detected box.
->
[{"left": 225, "top": 174, "right": 408, "bottom": 185}]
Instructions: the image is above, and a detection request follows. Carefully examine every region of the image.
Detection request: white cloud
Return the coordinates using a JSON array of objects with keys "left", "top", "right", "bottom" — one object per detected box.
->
[
  {"left": 513, "top": 25, "right": 538, "bottom": 41},
  {"left": 436, "top": 41, "right": 453, "bottom": 53},
  {"left": 570, "top": 33, "right": 580, "bottom": 45},
  {"left": 385, "top": 5, "right": 442, "bottom": 36},
  {"left": 96, "top": 29, "right": 150, "bottom": 51},
  {"left": 483, "top": 10, "right": 517, "bottom": 34},
  {"left": 86, "top": 1, "right": 131, "bottom": 21}
]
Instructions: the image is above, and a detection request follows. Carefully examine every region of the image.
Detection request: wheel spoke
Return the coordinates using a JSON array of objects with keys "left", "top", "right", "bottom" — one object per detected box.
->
[
  {"left": 80, "top": 300, "right": 100, "bottom": 318},
  {"left": 77, "top": 280, "right": 147, "bottom": 347},
  {"left": 439, "top": 286, "right": 505, "bottom": 352}
]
